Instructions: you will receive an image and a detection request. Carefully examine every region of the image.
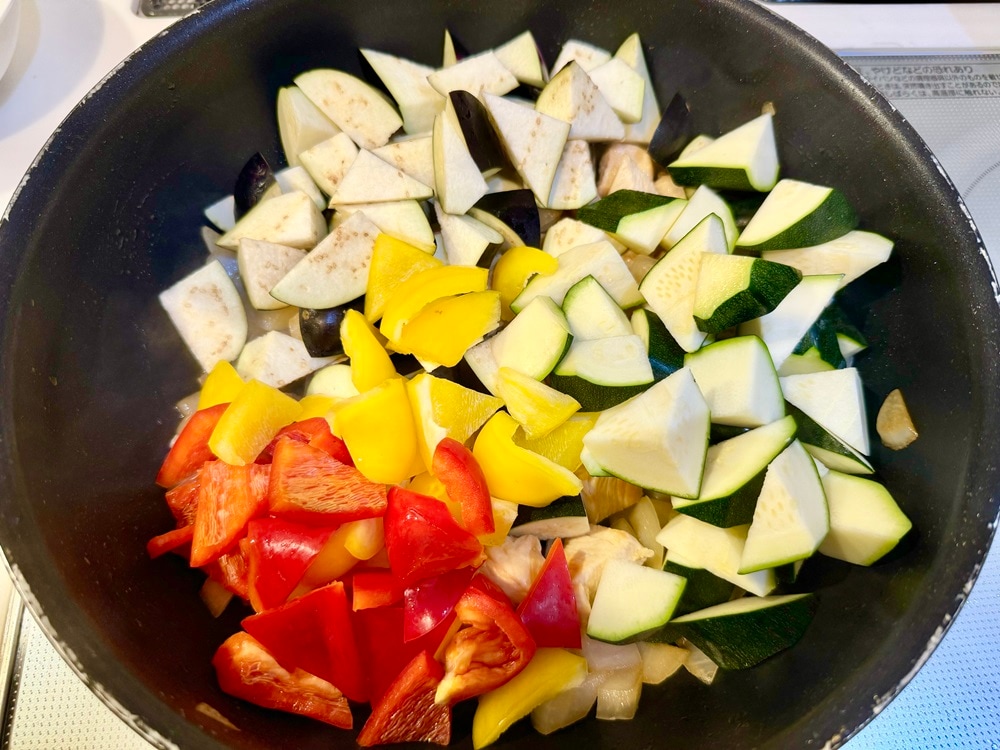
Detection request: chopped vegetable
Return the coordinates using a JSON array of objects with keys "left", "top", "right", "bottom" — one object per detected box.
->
[{"left": 876, "top": 387, "right": 919, "bottom": 449}]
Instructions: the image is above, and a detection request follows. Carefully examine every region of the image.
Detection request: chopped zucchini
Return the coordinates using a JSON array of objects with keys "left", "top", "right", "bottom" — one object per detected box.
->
[
  {"left": 761, "top": 230, "right": 893, "bottom": 289},
  {"left": 684, "top": 336, "right": 785, "bottom": 428},
  {"left": 661, "top": 184, "right": 739, "bottom": 251},
  {"left": 818, "top": 471, "right": 912, "bottom": 564},
  {"left": 655, "top": 594, "right": 817, "bottom": 669},
  {"left": 668, "top": 113, "right": 779, "bottom": 192},
  {"left": 672, "top": 415, "right": 797, "bottom": 527},
  {"left": 739, "top": 440, "right": 829, "bottom": 573},
  {"left": 492, "top": 296, "right": 572, "bottom": 380},
  {"left": 786, "top": 403, "right": 874, "bottom": 475},
  {"left": 630, "top": 308, "right": 686, "bottom": 381},
  {"left": 587, "top": 560, "right": 687, "bottom": 643},
  {"left": 511, "top": 496, "right": 591, "bottom": 539},
  {"left": 582, "top": 368, "right": 710, "bottom": 498},
  {"left": 562, "top": 276, "right": 633, "bottom": 340},
  {"left": 736, "top": 179, "right": 858, "bottom": 253},
  {"left": 780, "top": 367, "right": 870, "bottom": 455},
  {"left": 692, "top": 254, "right": 802, "bottom": 334},
  {"left": 639, "top": 214, "right": 730, "bottom": 352},
  {"left": 662, "top": 551, "right": 737, "bottom": 617}
]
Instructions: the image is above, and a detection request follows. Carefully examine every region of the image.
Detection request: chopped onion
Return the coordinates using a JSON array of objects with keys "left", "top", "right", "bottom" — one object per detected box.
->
[
  {"left": 200, "top": 578, "right": 234, "bottom": 618},
  {"left": 637, "top": 641, "right": 687, "bottom": 684},
  {"left": 876, "top": 388, "right": 919, "bottom": 450},
  {"left": 626, "top": 497, "right": 665, "bottom": 569},
  {"left": 578, "top": 473, "right": 642, "bottom": 523},
  {"left": 174, "top": 391, "right": 201, "bottom": 419},
  {"left": 531, "top": 673, "right": 600, "bottom": 735},
  {"left": 582, "top": 635, "right": 641, "bottom": 673},
  {"left": 678, "top": 638, "right": 718, "bottom": 685},
  {"left": 596, "top": 665, "right": 642, "bottom": 720}
]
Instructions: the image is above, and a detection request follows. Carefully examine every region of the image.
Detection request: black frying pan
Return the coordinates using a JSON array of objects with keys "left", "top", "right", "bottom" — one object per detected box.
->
[{"left": 1, "top": 0, "right": 998, "bottom": 748}]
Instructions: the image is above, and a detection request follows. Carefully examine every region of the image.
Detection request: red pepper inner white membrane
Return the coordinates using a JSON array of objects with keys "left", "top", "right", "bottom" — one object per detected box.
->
[{"left": 152, "top": 24, "right": 913, "bottom": 749}]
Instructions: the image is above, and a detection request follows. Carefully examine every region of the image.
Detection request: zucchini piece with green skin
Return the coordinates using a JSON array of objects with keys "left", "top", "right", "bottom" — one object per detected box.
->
[
  {"left": 630, "top": 308, "right": 686, "bottom": 382},
  {"left": 582, "top": 368, "right": 710, "bottom": 498},
  {"left": 576, "top": 190, "right": 686, "bottom": 256},
  {"left": 777, "top": 347, "right": 837, "bottom": 377},
  {"left": 692, "top": 254, "right": 802, "bottom": 334},
  {"left": 655, "top": 514, "right": 776, "bottom": 596},
  {"left": 510, "top": 495, "right": 590, "bottom": 539},
  {"left": 761, "top": 230, "right": 893, "bottom": 289},
  {"left": 780, "top": 367, "right": 870, "bottom": 455},
  {"left": 639, "top": 214, "right": 730, "bottom": 353},
  {"left": 667, "top": 113, "right": 779, "bottom": 193},
  {"left": 739, "top": 439, "right": 829, "bottom": 574},
  {"left": 786, "top": 403, "right": 874, "bottom": 475},
  {"left": 512, "top": 240, "right": 643, "bottom": 313},
  {"left": 662, "top": 550, "right": 736, "bottom": 617},
  {"left": 818, "top": 471, "right": 912, "bottom": 565},
  {"left": 562, "top": 276, "right": 633, "bottom": 341},
  {"left": 661, "top": 185, "right": 739, "bottom": 251},
  {"left": 684, "top": 335, "right": 785, "bottom": 428},
  {"left": 491, "top": 296, "right": 572, "bottom": 380},
  {"left": 672, "top": 415, "right": 797, "bottom": 528},
  {"left": 654, "top": 594, "right": 818, "bottom": 670},
  {"left": 736, "top": 179, "right": 858, "bottom": 253},
  {"left": 587, "top": 560, "right": 688, "bottom": 644},
  {"left": 786, "top": 302, "right": 867, "bottom": 373},
  {"left": 548, "top": 334, "right": 655, "bottom": 411},
  {"left": 739, "top": 274, "right": 842, "bottom": 371}
]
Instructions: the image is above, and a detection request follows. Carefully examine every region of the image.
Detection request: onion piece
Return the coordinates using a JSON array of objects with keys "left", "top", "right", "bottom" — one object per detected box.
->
[
  {"left": 596, "top": 665, "right": 642, "bottom": 720},
  {"left": 621, "top": 250, "right": 657, "bottom": 284},
  {"left": 200, "top": 578, "right": 234, "bottom": 618},
  {"left": 637, "top": 641, "right": 687, "bottom": 684},
  {"left": 679, "top": 638, "right": 718, "bottom": 685},
  {"left": 578, "top": 472, "right": 642, "bottom": 523},
  {"left": 876, "top": 388, "right": 918, "bottom": 450},
  {"left": 531, "top": 673, "right": 600, "bottom": 735}
]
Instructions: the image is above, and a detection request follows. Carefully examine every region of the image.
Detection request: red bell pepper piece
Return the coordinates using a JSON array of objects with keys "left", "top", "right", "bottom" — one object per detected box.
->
[
  {"left": 205, "top": 540, "right": 251, "bottom": 600},
  {"left": 146, "top": 525, "right": 194, "bottom": 559},
  {"left": 432, "top": 438, "right": 494, "bottom": 536},
  {"left": 155, "top": 403, "right": 228, "bottom": 488},
  {"left": 190, "top": 461, "right": 270, "bottom": 567},
  {"left": 383, "top": 487, "right": 484, "bottom": 585},
  {"left": 403, "top": 566, "right": 475, "bottom": 643},
  {"left": 357, "top": 651, "right": 450, "bottom": 747},
  {"left": 213, "top": 632, "right": 352, "bottom": 729},
  {"left": 245, "top": 518, "right": 335, "bottom": 612},
  {"left": 436, "top": 583, "right": 537, "bottom": 705},
  {"left": 516, "top": 538, "right": 581, "bottom": 648},
  {"left": 354, "top": 605, "right": 456, "bottom": 705},
  {"left": 258, "top": 417, "right": 354, "bottom": 466},
  {"left": 352, "top": 570, "right": 405, "bottom": 611},
  {"left": 164, "top": 474, "right": 200, "bottom": 527},
  {"left": 242, "top": 580, "right": 367, "bottom": 703},
  {"left": 268, "top": 438, "right": 387, "bottom": 525}
]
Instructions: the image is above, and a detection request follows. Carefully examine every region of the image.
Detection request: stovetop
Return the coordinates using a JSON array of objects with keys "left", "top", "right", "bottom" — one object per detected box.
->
[{"left": 1, "top": 3, "right": 999, "bottom": 749}]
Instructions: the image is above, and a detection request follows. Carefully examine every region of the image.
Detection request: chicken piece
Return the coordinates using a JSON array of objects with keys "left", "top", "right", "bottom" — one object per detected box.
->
[
  {"left": 564, "top": 526, "right": 653, "bottom": 602},
  {"left": 480, "top": 535, "right": 545, "bottom": 605}
]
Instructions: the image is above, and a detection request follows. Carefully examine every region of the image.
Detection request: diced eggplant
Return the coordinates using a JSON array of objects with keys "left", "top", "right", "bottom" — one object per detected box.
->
[
  {"left": 472, "top": 189, "right": 541, "bottom": 248},
  {"left": 647, "top": 93, "right": 691, "bottom": 167},
  {"left": 233, "top": 152, "right": 277, "bottom": 221},
  {"left": 299, "top": 298, "right": 365, "bottom": 358},
  {"left": 449, "top": 90, "right": 508, "bottom": 176}
]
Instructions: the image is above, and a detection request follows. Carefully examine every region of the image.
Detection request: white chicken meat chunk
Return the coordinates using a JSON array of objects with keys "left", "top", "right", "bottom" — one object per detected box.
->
[{"left": 480, "top": 535, "right": 545, "bottom": 605}]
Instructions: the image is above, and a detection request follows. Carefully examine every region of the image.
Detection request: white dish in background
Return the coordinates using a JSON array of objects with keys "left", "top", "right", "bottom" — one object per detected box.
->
[{"left": 0, "top": 0, "right": 19, "bottom": 82}]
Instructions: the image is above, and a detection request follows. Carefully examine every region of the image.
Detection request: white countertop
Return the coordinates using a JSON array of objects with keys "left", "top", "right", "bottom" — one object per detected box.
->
[{"left": 1, "top": 1, "right": 999, "bottom": 748}]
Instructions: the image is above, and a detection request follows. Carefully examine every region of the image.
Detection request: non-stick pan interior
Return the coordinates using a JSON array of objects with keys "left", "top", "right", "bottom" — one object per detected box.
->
[{"left": 1, "top": 1, "right": 998, "bottom": 748}]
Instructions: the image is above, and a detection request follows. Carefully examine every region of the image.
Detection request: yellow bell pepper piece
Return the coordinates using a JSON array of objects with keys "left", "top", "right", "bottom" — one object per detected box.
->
[
  {"left": 342, "top": 517, "right": 384, "bottom": 561},
  {"left": 341, "top": 309, "right": 397, "bottom": 393},
  {"left": 198, "top": 360, "right": 244, "bottom": 409},
  {"left": 478, "top": 499, "right": 519, "bottom": 547},
  {"left": 491, "top": 246, "right": 558, "bottom": 320},
  {"left": 395, "top": 291, "right": 501, "bottom": 365},
  {"left": 495, "top": 367, "right": 581, "bottom": 440},
  {"left": 336, "top": 377, "right": 423, "bottom": 483},
  {"left": 291, "top": 524, "right": 359, "bottom": 599},
  {"left": 472, "top": 648, "right": 588, "bottom": 749},
  {"left": 296, "top": 394, "right": 338, "bottom": 421},
  {"left": 512, "top": 413, "right": 598, "bottom": 472},
  {"left": 473, "top": 412, "right": 583, "bottom": 507},
  {"left": 407, "top": 373, "right": 503, "bottom": 469},
  {"left": 208, "top": 379, "right": 302, "bottom": 466},
  {"left": 380, "top": 265, "right": 488, "bottom": 343},
  {"left": 365, "top": 234, "right": 442, "bottom": 323}
]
